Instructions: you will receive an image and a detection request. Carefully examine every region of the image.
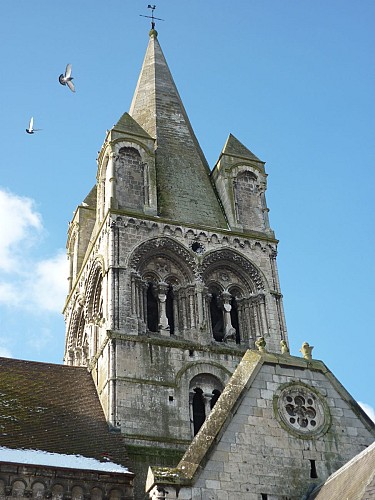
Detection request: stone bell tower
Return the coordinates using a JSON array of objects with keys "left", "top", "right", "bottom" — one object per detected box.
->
[{"left": 63, "top": 27, "right": 287, "bottom": 491}]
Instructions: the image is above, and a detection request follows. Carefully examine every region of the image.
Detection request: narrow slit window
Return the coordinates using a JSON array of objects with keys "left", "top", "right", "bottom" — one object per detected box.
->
[{"left": 310, "top": 459, "right": 318, "bottom": 478}]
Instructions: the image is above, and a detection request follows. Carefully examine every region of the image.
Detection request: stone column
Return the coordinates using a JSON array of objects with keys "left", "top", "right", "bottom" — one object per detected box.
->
[
  {"left": 221, "top": 291, "right": 236, "bottom": 342},
  {"left": 236, "top": 298, "right": 245, "bottom": 344},
  {"left": 108, "top": 339, "right": 116, "bottom": 428},
  {"left": 205, "top": 292, "right": 213, "bottom": 337},
  {"left": 269, "top": 248, "right": 281, "bottom": 293},
  {"left": 158, "top": 282, "right": 170, "bottom": 335},
  {"left": 142, "top": 280, "right": 148, "bottom": 324},
  {"left": 258, "top": 294, "right": 269, "bottom": 336},
  {"left": 173, "top": 286, "right": 180, "bottom": 335},
  {"left": 130, "top": 272, "right": 137, "bottom": 315},
  {"left": 107, "top": 219, "right": 118, "bottom": 331},
  {"left": 107, "top": 151, "right": 117, "bottom": 210},
  {"left": 195, "top": 282, "right": 206, "bottom": 328},
  {"left": 188, "top": 286, "right": 196, "bottom": 328},
  {"left": 66, "top": 350, "right": 74, "bottom": 366}
]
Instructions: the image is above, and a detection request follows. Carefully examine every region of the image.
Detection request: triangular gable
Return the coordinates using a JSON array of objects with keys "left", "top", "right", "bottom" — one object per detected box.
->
[{"left": 146, "top": 349, "right": 375, "bottom": 495}]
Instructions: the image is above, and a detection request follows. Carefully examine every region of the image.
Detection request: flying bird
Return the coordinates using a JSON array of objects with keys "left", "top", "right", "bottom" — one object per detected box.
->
[
  {"left": 25, "top": 117, "right": 41, "bottom": 134},
  {"left": 59, "top": 64, "right": 75, "bottom": 92}
]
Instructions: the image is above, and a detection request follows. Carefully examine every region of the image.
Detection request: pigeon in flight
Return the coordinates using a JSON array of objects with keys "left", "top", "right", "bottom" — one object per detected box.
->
[
  {"left": 25, "top": 117, "right": 41, "bottom": 134},
  {"left": 59, "top": 64, "right": 75, "bottom": 92}
]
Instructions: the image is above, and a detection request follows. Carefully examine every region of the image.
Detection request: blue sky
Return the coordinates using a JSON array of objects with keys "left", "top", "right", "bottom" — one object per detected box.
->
[{"left": 0, "top": 1, "right": 374, "bottom": 418}]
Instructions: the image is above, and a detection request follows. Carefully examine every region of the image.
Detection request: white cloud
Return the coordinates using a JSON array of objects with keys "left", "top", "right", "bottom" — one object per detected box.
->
[
  {"left": 26, "top": 327, "right": 55, "bottom": 352},
  {"left": 0, "top": 281, "right": 20, "bottom": 306},
  {"left": 358, "top": 402, "right": 375, "bottom": 423},
  {"left": 28, "top": 251, "right": 69, "bottom": 313},
  {"left": 0, "top": 189, "right": 42, "bottom": 272},
  {"left": 0, "top": 188, "right": 68, "bottom": 314},
  {"left": 0, "top": 346, "right": 12, "bottom": 358}
]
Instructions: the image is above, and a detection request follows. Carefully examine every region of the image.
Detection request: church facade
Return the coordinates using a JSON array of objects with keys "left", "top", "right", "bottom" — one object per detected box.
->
[{"left": 47, "top": 26, "right": 374, "bottom": 499}]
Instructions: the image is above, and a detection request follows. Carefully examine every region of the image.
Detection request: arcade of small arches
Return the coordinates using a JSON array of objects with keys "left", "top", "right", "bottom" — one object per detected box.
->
[
  {"left": 0, "top": 478, "right": 130, "bottom": 500},
  {"left": 129, "top": 239, "right": 270, "bottom": 346},
  {"left": 65, "top": 262, "right": 104, "bottom": 367}
]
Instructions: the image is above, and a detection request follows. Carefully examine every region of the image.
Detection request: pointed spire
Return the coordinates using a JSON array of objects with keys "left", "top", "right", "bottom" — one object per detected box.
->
[
  {"left": 128, "top": 32, "right": 227, "bottom": 228},
  {"left": 112, "top": 112, "right": 152, "bottom": 140},
  {"left": 221, "top": 134, "right": 263, "bottom": 163}
]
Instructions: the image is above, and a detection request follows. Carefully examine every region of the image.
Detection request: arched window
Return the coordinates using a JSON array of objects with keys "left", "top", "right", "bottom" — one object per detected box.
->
[
  {"left": 189, "top": 374, "right": 223, "bottom": 436},
  {"left": 71, "top": 487, "right": 84, "bottom": 500},
  {"left": 32, "top": 482, "right": 45, "bottom": 499},
  {"left": 116, "top": 147, "right": 145, "bottom": 211},
  {"left": 234, "top": 170, "right": 264, "bottom": 230},
  {"left": 12, "top": 481, "right": 26, "bottom": 498},
  {"left": 202, "top": 249, "right": 266, "bottom": 344},
  {"left": 146, "top": 282, "right": 158, "bottom": 332},
  {"left": 130, "top": 238, "right": 196, "bottom": 336}
]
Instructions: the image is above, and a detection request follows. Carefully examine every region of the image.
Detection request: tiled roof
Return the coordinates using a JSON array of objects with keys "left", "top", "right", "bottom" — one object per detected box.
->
[
  {"left": 0, "top": 357, "right": 131, "bottom": 469},
  {"left": 309, "top": 440, "right": 375, "bottom": 500}
]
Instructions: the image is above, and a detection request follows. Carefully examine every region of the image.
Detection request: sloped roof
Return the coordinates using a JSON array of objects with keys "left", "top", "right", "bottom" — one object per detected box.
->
[
  {"left": 83, "top": 185, "right": 97, "bottom": 207},
  {"left": 308, "top": 440, "right": 375, "bottom": 500},
  {"left": 0, "top": 357, "right": 131, "bottom": 470},
  {"left": 112, "top": 112, "right": 153, "bottom": 140},
  {"left": 128, "top": 31, "right": 227, "bottom": 228},
  {"left": 221, "top": 134, "right": 263, "bottom": 163}
]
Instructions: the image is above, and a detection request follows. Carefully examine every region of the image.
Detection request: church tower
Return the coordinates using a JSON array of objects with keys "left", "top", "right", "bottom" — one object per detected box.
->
[{"left": 63, "top": 28, "right": 287, "bottom": 489}]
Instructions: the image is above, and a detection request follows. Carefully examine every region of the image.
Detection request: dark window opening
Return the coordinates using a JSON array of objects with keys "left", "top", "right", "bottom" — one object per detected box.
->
[
  {"left": 168, "top": 396, "right": 174, "bottom": 402},
  {"left": 189, "top": 349, "right": 194, "bottom": 357},
  {"left": 192, "top": 388, "right": 206, "bottom": 435},
  {"left": 210, "top": 389, "right": 221, "bottom": 409},
  {"left": 146, "top": 283, "right": 158, "bottom": 332},
  {"left": 310, "top": 459, "right": 318, "bottom": 478},
  {"left": 210, "top": 294, "right": 224, "bottom": 341},
  {"left": 261, "top": 495, "right": 268, "bottom": 500},
  {"left": 166, "top": 286, "right": 175, "bottom": 334},
  {"left": 230, "top": 296, "right": 241, "bottom": 344}
]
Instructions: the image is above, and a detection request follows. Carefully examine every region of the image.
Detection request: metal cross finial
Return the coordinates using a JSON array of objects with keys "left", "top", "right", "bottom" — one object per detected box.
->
[{"left": 140, "top": 4, "right": 165, "bottom": 30}]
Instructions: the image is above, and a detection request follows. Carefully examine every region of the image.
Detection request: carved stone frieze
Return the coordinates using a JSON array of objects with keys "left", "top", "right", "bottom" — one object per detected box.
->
[{"left": 129, "top": 237, "right": 196, "bottom": 282}]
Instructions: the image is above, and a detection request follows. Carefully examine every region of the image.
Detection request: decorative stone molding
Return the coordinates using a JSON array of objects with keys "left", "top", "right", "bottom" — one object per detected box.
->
[
  {"left": 129, "top": 237, "right": 196, "bottom": 282},
  {"left": 201, "top": 249, "right": 265, "bottom": 292}
]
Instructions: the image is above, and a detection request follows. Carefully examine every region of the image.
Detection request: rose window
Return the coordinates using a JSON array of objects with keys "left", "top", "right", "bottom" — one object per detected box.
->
[{"left": 275, "top": 384, "right": 330, "bottom": 438}]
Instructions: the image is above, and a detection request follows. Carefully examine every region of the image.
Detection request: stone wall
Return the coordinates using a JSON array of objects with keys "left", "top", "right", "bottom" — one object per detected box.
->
[
  {"left": 0, "top": 464, "right": 133, "bottom": 500},
  {"left": 148, "top": 354, "right": 375, "bottom": 500}
]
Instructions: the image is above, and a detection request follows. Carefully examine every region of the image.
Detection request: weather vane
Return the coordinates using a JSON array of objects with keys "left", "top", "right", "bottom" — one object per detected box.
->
[{"left": 140, "top": 5, "right": 165, "bottom": 30}]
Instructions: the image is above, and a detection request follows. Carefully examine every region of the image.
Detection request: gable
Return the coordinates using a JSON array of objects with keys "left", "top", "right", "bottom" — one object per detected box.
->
[{"left": 146, "top": 350, "right": 375, "bottom": 499}]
